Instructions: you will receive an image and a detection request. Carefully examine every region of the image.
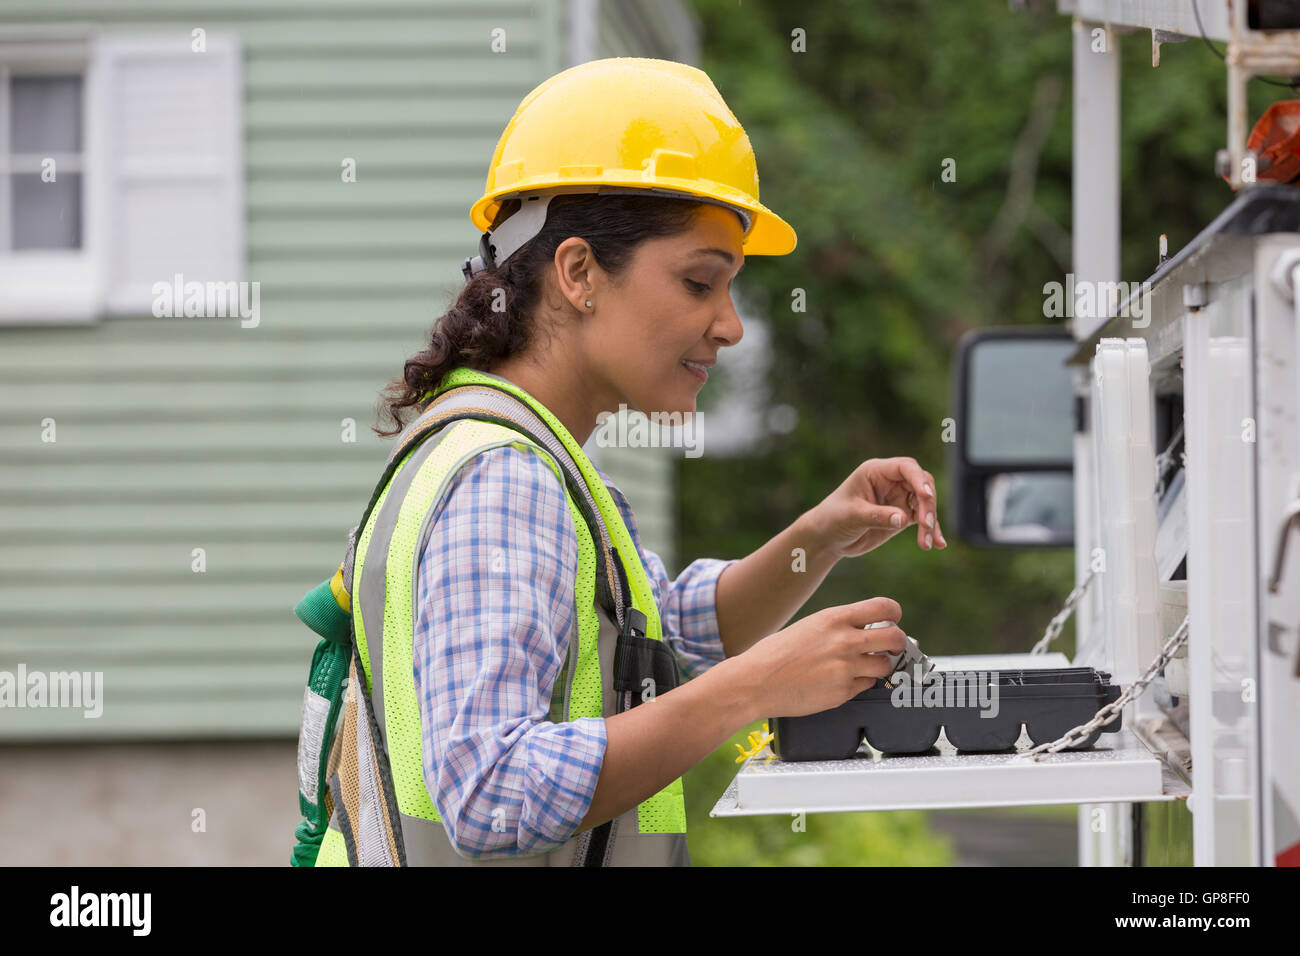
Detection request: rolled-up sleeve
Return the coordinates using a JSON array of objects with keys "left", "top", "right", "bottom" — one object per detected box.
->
[{"left": 413, "top": 443, "right": 606, "bottom": 860}]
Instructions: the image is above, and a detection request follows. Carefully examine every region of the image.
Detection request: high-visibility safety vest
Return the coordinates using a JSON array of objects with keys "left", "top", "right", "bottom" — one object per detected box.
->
[{"left": 311, "top": 367, "right": 690, "bottom": 866}]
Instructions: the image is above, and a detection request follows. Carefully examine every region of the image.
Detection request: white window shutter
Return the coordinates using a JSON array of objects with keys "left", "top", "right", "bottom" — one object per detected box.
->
[{"left": 95, "top": 33, "right": 242, "bottom": 315}]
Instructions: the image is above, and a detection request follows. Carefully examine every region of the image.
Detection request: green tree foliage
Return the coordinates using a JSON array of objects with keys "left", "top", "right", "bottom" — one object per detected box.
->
[{"left": 680, "top": 0, "right": 1280, "bottom": 863}]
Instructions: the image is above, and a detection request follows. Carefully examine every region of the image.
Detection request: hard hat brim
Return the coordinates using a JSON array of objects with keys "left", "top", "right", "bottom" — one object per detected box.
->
[{"left": 470, "top": 179, "right": 797, "bottom": 257}]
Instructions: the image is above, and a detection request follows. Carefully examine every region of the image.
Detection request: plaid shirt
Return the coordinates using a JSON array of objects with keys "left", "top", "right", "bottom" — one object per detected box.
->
[{"left": 412, "top": 439, "right": 735, "bottom": 859}]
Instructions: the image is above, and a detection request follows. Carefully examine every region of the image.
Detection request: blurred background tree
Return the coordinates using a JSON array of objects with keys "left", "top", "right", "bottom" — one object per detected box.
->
[{"left": 680, "top": 0, "right": 1275, "bottom": 865}]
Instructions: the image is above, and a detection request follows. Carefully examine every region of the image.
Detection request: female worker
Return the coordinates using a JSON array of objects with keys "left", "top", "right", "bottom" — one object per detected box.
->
[{"left": 321, "top": 58, "right": 946, "bottom": 867}]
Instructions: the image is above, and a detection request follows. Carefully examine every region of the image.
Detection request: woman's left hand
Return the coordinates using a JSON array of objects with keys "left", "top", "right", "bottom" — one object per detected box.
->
[{"left": 808, "top": 457, "right": 947, "bottom": 559}]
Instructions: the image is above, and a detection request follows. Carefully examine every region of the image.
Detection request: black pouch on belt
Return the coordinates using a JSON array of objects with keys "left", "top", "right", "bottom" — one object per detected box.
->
[{"left": 612, "top": 605, "right": 681, "bottom": 706}]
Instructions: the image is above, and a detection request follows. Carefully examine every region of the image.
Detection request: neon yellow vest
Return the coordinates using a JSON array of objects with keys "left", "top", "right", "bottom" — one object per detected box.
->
[{"left": 316, "top": 368, "right": 688, "bottom": 865}]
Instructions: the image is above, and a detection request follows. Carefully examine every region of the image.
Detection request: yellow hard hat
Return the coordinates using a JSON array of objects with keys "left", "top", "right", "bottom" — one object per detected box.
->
[{"left": 467, "top": 57, "right": 796, "bottom": 261}]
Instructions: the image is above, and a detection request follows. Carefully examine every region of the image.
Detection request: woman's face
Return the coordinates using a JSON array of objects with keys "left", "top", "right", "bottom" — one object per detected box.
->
[{"left": 578, "top": 203, "right": 747, "bottom": 419}]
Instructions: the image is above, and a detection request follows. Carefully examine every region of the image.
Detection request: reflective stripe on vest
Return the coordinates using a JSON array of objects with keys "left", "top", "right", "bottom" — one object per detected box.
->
[{"left": 323, "top": 413, "right": 687, "bottom": 865}]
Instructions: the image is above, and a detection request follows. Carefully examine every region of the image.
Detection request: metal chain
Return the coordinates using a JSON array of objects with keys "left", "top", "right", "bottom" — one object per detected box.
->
[
  {"left": 1021, "top": 614, "right": 1190, "bottom": 760},
  {"left": 1029, "top": 568, "right": 1097, "bottom": 655}
]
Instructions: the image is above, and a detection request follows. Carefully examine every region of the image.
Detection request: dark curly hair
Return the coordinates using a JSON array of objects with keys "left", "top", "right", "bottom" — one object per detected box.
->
[{"left": 373, "top": 192, "right": 708, "bottom": 437}]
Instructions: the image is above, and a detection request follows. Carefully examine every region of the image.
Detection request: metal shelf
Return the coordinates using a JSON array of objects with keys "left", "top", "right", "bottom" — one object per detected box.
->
[{"left": 711, "top": 653, "right": 1184, "bottom": 818}]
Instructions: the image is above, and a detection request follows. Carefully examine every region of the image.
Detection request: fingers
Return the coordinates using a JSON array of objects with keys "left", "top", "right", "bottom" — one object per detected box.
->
[
  {"left": 859, "top": 624, "right": 906, "bottom": 658},
  {"left": 836, "top": 595, "right": 902, "bottom": 629},
  {"left": 852, "top": 675, "right": 881, "bottom": 693},
  {"left": 860, "top": 502, "right": 910, "bottom": 531},
  {"left": 903, "top": 461, "right": 941, "bottom": 550},
  {"left": 859, "top": 651, "right": 900, "bottom": 680},
  {"left": 885, "top": 457, "right": 945, "bottom": 550}
]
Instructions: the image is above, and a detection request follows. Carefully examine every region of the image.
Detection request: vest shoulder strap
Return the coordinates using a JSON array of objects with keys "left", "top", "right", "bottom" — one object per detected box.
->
[{"left": 341, "top": 385, "right": 627, "bottom": 629}]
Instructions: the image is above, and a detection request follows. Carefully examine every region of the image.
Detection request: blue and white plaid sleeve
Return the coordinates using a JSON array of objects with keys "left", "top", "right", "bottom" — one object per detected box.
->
[
  {"left": 413, "top": 442, "right": 606, "bottom": 860},
  {"left": 599, "top": 469, "right": 737, "bottom": 681}
]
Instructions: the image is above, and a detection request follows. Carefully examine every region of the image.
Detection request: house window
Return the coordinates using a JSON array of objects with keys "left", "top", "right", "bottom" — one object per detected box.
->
[
  {"left": 0, "top": 32, "right": 95, "bottom": 323},
  {"left": 0, "top": 30, "right": 242, "bottom": 324},
  {"left": 2, "top": 71, "right": 85, "bottom": 251}
]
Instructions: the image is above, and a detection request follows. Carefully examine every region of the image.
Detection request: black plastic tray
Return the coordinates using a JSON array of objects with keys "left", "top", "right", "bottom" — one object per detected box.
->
[{"left": 770, "top": 667, "right": 1123, "bottom": 761}]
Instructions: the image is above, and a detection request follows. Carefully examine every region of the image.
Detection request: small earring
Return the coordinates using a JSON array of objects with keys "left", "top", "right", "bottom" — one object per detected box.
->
[{"left": 585, "top": 299, "right": 592, "bottom": 309}]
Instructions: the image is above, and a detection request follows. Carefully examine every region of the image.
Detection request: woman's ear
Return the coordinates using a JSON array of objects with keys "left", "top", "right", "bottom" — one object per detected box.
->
[{"left": 553, "top": 237, "right": 598, "bottom": 315}]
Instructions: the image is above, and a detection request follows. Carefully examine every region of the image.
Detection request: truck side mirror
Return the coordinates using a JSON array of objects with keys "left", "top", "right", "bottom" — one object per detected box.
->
[{"left": 950, "top": 327, "right": 1076, "bottom": 548}]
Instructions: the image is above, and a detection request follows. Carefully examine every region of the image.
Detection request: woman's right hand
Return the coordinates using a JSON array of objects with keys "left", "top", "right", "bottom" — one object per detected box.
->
[{"left": 736, "top": 597, "right": 906, "bottom": 719}]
